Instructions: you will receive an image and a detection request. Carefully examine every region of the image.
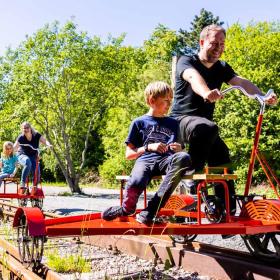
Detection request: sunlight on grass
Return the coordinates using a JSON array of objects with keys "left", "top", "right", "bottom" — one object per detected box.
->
[{"left": 46, "top": 248, "right": 91, "bottom": 274}]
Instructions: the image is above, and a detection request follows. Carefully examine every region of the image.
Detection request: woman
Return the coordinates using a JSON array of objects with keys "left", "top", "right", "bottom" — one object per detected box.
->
[{"left": 14, "top": 122, "right": 51, "bottom": 194}]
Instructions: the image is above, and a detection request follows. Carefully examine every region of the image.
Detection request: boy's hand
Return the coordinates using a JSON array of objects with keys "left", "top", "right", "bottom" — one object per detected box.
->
[
  {"left": 168, "top": 142, "right": 182, "bottom": 153},
  {"left": 148, "top": 142, "right": 169, "bottom": 153}
]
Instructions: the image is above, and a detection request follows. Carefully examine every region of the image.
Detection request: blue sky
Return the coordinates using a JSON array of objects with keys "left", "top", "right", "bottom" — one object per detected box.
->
[{"left": 0, "top": 0, "right": 279, "bottom": 54}]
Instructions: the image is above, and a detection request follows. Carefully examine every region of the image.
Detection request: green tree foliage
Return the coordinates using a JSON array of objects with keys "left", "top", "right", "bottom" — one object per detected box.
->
[
  {"left": 215, "top": 21, "right": 280, "bottom": 184},
  {"left": 0, "top": 21, "right": 146, "bottom": 192},
  {"left": 178, "top": 8, "right": 224, "bottom": 55},
  {"left": 99, "top": 25, "right": 177, "bottom": 182}
]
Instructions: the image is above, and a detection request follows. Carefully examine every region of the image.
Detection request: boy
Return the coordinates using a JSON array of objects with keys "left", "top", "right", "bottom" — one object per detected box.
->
[{"left": 102, "top": 81, "right": 192, "bottom": 224}]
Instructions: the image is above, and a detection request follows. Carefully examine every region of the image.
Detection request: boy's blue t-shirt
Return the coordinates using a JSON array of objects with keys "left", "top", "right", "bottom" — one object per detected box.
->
[
  {"left": 1, "top": 155, "right": 18, "bottom": 174},
  {"left": 125, "top": 115, "right": 182, "bottom": 161}
]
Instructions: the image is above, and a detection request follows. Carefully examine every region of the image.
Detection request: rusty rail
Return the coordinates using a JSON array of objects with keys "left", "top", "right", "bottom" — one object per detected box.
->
[
  {"left": 0, "top": 237, "right": 63, "bottom": 280},
  {"left": 82, "top": 235, "right": 280, "bottom": 280}
]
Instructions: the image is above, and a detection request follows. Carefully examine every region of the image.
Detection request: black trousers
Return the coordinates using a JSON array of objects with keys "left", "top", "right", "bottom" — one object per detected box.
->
[{"left": 177, "top": 115, "right": 236, "bottom": 214}]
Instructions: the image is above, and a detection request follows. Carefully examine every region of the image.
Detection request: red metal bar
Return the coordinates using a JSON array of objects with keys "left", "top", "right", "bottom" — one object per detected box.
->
[
  {"left": 197, "top": 180, "right": 231, "bottom": 225},
  {"left": 44, "top": 216, "right": 280, "bottom": 237},
  {"left": 256, "top": 151, "right": 280, "bottom": 198},
  {"left": 143, "top": 188, "right": 147, "bottom": 208},
  {"left": 245, "top": 114, "right": 263, "bottom": 196},
  {"left": 120, "top": 180, "right": 124, "bottom": 206}
]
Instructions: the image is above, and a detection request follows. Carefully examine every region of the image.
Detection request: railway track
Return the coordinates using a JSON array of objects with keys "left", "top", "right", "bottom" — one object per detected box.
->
[
  {"left": 0, "top": 199, "right": 279, "bottom": 280},
  {"left": 0, "top": 199, "right": 63, "bottom": 279}
]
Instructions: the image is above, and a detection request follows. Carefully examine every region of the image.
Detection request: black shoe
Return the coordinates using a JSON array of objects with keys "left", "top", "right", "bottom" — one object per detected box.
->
[
  {"left": 136, "top": 211, "right": 154, "bottom": 225},
  {"left": 102, "top": 206, "right": 127, "bottom": 221}
]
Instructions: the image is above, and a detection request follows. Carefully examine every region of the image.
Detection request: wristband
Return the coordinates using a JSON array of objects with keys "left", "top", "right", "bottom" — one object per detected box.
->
[{"left": 144, "top": 143, "right": 149, "bottom": 152}]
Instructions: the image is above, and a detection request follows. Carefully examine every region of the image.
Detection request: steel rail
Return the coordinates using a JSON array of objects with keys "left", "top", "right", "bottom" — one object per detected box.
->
[
  {"left": 0, "top": 237, "right": 63, "bottom": 280},
  {"left": 81, "top": 234, "right": 280, "bottom": 280}
]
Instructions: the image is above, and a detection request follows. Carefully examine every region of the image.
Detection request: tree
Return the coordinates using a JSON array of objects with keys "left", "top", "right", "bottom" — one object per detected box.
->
[
  {"left": 215, "top": 21, "right": 280, "bottom": 184},
  {"left": 0, "top": 21, "right": 145, "bottom": 192},
  {"left": 178, "top": 8, "right": 224, "bottom": 55}
]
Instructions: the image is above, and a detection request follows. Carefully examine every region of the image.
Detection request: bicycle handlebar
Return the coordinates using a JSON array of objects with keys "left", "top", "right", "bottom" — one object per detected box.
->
[
  {"left": 19, "top": 143, "right": 50, "bottom": 155},
  {"left": 19, "top": 143, "right": 40, "bottom": 151},
  {"left": 221, "top": 86, "right": 275, "bottom": 106}
]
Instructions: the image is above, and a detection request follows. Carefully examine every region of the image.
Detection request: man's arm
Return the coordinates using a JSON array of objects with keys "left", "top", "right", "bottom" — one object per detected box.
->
[
  {"left": 182, "top": 68, "right": 223, "bottom": 103},
  {"left": 229, "top": 76, "right": 277, "bottom": 105},
  {"left": 228, "top": 76, "right": 262, "bottom": 94}
]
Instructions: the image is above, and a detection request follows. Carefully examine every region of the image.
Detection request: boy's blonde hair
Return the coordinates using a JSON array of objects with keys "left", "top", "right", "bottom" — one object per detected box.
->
[
  {"left": 144, "top": 81, "right": 173, "bottom": 104},
  {"left": 200, "top": 24, "right": 226, "bottom": 40},
  {"left": 2, "top": 141, "right": 14, "bottom": 159}
]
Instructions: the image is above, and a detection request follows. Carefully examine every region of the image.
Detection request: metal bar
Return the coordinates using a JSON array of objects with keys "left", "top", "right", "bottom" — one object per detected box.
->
[
  {"left": 245, "top": 114, "right": 264, "bottom": 195},
  {"left": 256, "top": 151, "right": 280, "bottom": 198}
]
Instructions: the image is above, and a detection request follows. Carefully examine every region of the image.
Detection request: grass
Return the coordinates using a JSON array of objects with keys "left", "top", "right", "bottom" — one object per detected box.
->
[
  {"left": 43, "top": 181, "right": 68, "bottom": 187},
  {"left": 45, "top": 248, "right": 91, "bottom": 274}
]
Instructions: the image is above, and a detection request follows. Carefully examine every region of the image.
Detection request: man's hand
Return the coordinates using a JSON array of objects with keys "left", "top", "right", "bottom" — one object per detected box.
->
[
  {"left": 204, "top": 89, "right": 223, "bottom": 103},
  {"left": 265, "top": 92, "right": 278, "bottom": 106}
]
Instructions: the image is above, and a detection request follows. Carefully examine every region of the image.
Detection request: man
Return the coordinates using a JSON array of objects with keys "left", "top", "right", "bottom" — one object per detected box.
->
[{"left": 170, "top": 24, "right": 277, "bottom": 214}]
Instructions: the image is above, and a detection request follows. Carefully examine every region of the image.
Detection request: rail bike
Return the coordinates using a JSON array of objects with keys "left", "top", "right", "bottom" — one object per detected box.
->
[
  {"left": 12, "top": 86, "right": 280, "bottom": 266},
  {"left": 0, "top": 144, "right": 44, "bottom": 209}
]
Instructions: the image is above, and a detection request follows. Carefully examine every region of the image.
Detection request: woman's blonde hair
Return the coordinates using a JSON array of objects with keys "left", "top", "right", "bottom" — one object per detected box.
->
[
  {"left": 144, "top": 81, "right": 173, "bottom": 104},
  {"left": 21, "top": 121, "right": 36, "bottom": 136},
  {"left": 2, "top": 141, "right": 14, "bottom": 159}
]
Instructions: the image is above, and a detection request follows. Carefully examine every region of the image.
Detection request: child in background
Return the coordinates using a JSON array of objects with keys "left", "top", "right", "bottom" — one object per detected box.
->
[{"left": 0, "top": 141, "right": 18, "bottom": 186}]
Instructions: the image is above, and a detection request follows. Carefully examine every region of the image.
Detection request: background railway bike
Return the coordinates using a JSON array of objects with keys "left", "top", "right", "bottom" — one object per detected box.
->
[
  {"left": 17, "top": 143, "right": 45, "bottom": 209},
  {"left": 0, "top": 144, "right": 45, "bottom": 209},
  {"left": 13, "top": 86, "right": 280, "bottom": 267}
]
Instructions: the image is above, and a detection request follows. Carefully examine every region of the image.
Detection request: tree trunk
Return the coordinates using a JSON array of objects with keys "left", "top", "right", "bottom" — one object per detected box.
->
[{"left": 65, "top": 175, "right": 82, "bottom": 194}]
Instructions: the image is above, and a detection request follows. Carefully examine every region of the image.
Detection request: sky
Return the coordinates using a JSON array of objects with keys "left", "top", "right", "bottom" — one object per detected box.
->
[{"left": 0, "top": 0, "right": 279, "bottom": 55}]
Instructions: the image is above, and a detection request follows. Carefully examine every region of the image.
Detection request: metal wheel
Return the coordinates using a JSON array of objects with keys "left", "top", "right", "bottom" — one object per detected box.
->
[
  {"left": 17, "top": 213, "right": 44, "bottom": 266},
  {"left": 242, "top": 233, "right": 280, "bottom": 263},
  {"left": 30, "top": 198, "right": 44, "bottom": 209},
  {"left": 170, "top": 217, "right": 197, "bottom": 244},
  {"left": 204, "top": 196, "right": 224, "bottom": 223},
  {"left": 18, "top": 198, "right": 28, "bottom": 207},
  {"left": 0, "top": 207, "right": 4, "bottom": 221}
]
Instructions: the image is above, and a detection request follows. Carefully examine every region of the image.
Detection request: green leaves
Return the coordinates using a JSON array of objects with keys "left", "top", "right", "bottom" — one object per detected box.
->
[
  {"left": 217, "top": 22, "right": 280, "bottom": 184},
  {"left": 0, "top": 18, "right": 279, "bottom": 188}
]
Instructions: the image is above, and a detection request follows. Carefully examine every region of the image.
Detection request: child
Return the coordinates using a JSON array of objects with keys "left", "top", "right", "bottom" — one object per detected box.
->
[
  {"left": 102, "top": 81, "right": 193, "bottom": 224},
  {"left": 0, "top": 141, "right": 18, "bottom": 186}
]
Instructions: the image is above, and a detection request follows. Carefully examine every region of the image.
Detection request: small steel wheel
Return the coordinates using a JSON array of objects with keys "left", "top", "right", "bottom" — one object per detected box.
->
[
  {"left": 170, "top": 217, "right": 197, "bottom": 244},
  {"left": 30, "top": 198, "right": 44, "bottom": 209},
  {"left": 0, "top": 207, "right": 4, "bottom": 221},
  {"left": 18, "top": 198, "right": 28, "bottom": 207},
  {"left": 170, "top": 234, "right": 197, "bottom": 244},
  {"left": 204, "top": 196, "right": 224, "bottom": 223},
  {"left": 17, "top": 213, "right": 44, "bottom": 266},
  {"left": 242, "top": 232, "right": 280, "bottom": 263}
]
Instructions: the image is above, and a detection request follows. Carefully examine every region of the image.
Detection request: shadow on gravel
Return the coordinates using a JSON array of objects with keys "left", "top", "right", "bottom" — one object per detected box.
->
[
  {"left": 53, "top": 208, "right": 97, "bottom": 215},
  {"left": 55, "top": 193, "right": 154, "bottom": 200}
]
